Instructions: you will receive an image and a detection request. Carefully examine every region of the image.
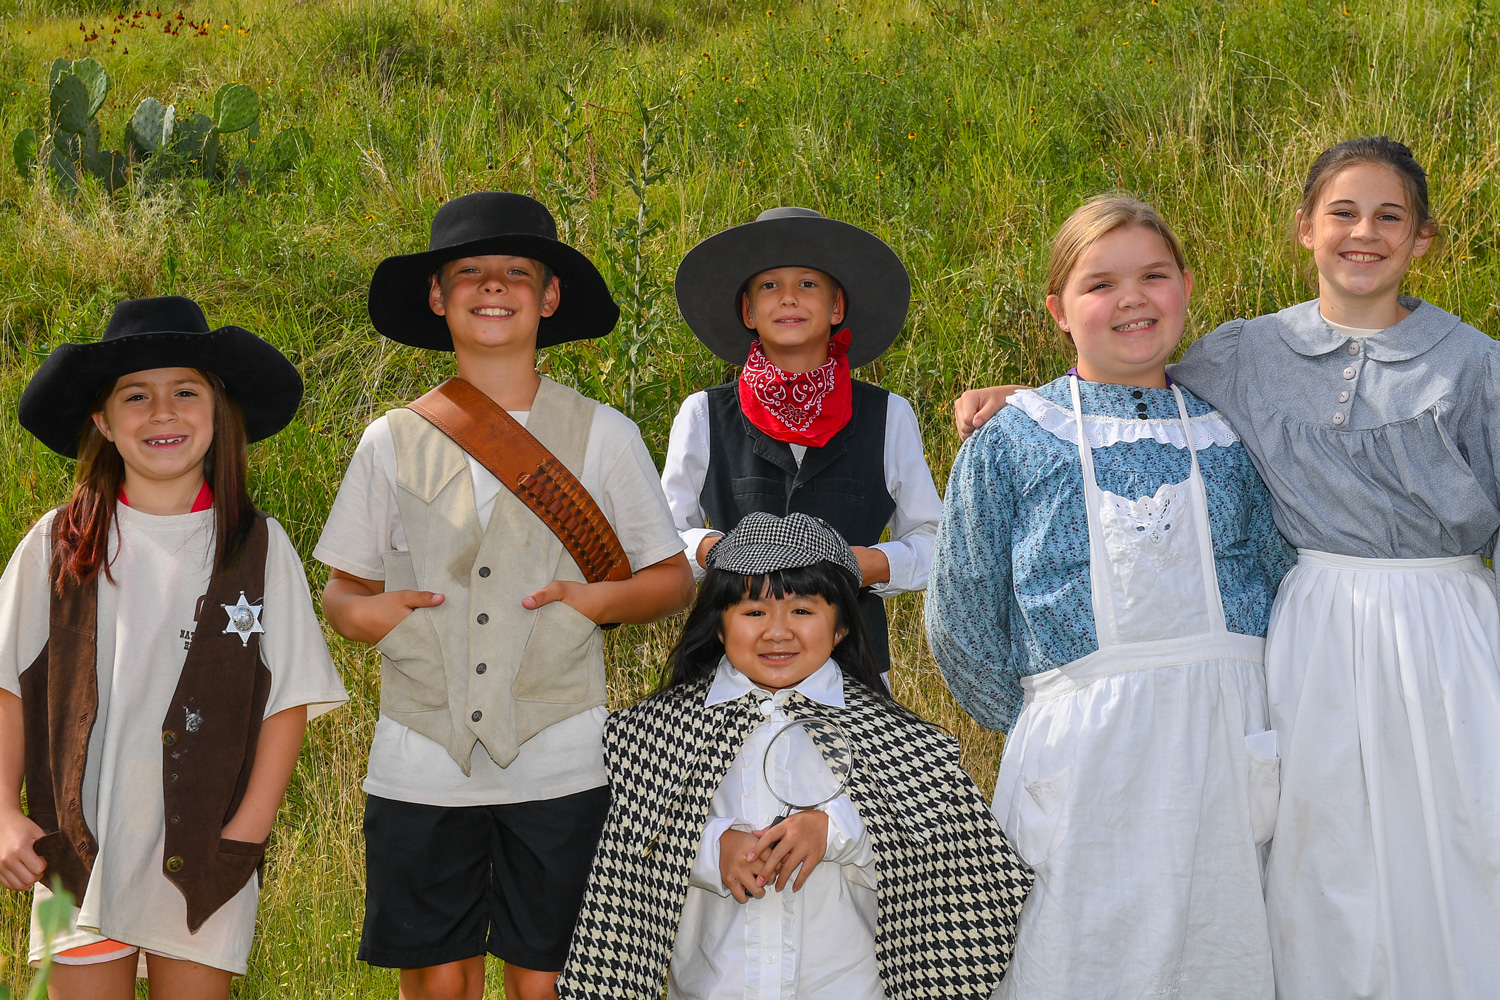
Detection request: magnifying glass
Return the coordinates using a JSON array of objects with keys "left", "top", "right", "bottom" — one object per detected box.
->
[{"left": 760, "top": 717, "right": 855, "bottom": 827}]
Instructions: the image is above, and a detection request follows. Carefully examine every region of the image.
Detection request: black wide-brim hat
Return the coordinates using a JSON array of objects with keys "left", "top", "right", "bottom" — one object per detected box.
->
[
  {"left": 19, "top": 295, "right": 304, "bottom": 459},
  {"left": 367, "top": 191, "right": 620, "bottom": 351},
  {"left": 674, "top": 207, "right": 910, "bottom": 368}
]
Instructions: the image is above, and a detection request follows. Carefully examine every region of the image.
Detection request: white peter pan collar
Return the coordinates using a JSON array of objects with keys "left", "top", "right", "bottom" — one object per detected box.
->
[{"left": 704, "top": 655, "right": 847, "bottom": 710}]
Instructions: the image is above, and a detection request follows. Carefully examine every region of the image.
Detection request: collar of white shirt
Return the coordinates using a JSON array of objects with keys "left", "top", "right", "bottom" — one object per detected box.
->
[{"left": 703, "top": 656, "right": 847, "bottom": 710}]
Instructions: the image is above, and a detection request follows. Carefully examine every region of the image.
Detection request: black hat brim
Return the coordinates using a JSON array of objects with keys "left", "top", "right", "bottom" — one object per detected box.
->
[
  {"left": 19, "top": 327, "right": 304, "bottom": 459},
  {"left": 367, "top": 234, "right": 620, "bottom": 351},
  {"left": 674, "top": 216, "right": 910, "bottom": 368}
]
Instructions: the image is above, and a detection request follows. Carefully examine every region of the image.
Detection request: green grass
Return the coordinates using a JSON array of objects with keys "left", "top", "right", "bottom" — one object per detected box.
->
[{"left": 0, "top": 0, "right": 1497, "bottom": 994}]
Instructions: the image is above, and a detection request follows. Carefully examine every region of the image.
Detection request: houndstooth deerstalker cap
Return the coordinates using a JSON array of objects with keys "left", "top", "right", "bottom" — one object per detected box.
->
[{"left": 706, "top": 512, "right": 862, "bottom": 584}]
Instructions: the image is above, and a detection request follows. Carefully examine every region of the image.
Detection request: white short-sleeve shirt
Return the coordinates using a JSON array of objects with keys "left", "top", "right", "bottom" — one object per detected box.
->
[
  {"left": 0, "top": 505, "right": 348, "bottom": 973},
  {"left": 314, "top": 402, "right": 684, "bottom": 807}
]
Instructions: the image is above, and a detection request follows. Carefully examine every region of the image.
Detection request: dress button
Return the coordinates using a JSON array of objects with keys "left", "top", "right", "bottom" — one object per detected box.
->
[
  {"left": 1343, "top": 366, "right": 1356, "bottom": 380},
  {"left": 476, "top": 663, "right": 487, "bottom": 675},
  {"left": 162, "top": 731, "right": 177, "bottom": 746},
  {"left": 759, "top": 700, "right": 775, "bottom": 717},
  {"left": 1338, "top": 391, "right": 1350, "bottom": 403},
  {"left": 478, "top": 567, "right": 491, "bottom": 578},
  {"left": 1135, "top": 402, "right": 1148, "bottom": 413},
  {"left": 1137, "top": 413, "right": 1149, "bottom": 420},
  {"left": 166, "top": 856, "right": 184, "bottom": 873},
  {"left": 476, "top": 613, "right": 489, "bottom": 625},
  {"left": 1333, "top": 412, "right": 1346, "bottom": 425},
  {"left": 1348, "top": 342, "right": 1362, "bottom": 355},
  {"left": 471, "top": 710, "right": 483, "bottom": 722},
  {"left": 1132, "top": 390, "right": 1144, "bottom": 399}
]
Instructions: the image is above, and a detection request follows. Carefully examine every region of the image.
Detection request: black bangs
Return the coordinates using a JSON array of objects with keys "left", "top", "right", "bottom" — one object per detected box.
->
[{"left": 659, "top": 561, "right": 891, "bottom": 701}]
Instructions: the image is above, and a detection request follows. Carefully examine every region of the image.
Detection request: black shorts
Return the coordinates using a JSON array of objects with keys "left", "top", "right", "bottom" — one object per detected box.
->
[{"left": 358, "top": 786, "right": 610, "bottom": 972}]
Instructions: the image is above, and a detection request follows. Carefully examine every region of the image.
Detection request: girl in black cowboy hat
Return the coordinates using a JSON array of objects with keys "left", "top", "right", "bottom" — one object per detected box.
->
[
  {"left": 0, "top": 296, "right": 347, "bottom": 997},
  {"left": 662, "top": 207, "right": 943, "bottom": 677}
]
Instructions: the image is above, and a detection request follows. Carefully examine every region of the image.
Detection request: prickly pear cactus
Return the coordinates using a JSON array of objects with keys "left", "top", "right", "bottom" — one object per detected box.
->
[
  {"left": 46, "top": 57, "right": 69, "bottom": 88},
  {"left": 128, "top": 98, "right": 175, "bottom": 154},
  {"left": 70, "top": 58, "right": 109, "bottom": 117},
  {"left": 212, "top": 83, "right": 259, "bottom": 134},
  {"left": 83, "top": 148, "right": 127, "bottom": 193},
  {"left": 50, "top": 73, "right": 90, "bottom": 135},
  {"left": 12, "top": 128, "right": 39, "bottom": 178}
]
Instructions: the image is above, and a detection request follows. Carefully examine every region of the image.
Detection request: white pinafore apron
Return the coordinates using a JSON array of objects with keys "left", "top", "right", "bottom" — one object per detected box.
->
[
  {"left": 1263, "top": 550, "right": 1500, "bottom": 1000},
  {"left": 993, "top": 378, "right": 1277, "bottom": 999}
]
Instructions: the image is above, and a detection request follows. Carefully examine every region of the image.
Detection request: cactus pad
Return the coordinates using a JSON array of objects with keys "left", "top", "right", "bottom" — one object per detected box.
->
[
  {"left": 212, "top": 83, "right": 259, "bottom": 134},
  {"left": 12, "top": 129, "right": 39, "bottom": 178},
  {"left": 70, "top": 58, "right": 110, "bottom": 117},
  {"left": 129, "top": 98, "right": 175, "bottom": 153},
  {"left": 84, "top": 148, "right": 128, "bottom": 193},
  {"left": 50, "top": 73, "right": 90, "bottom": 135},
  {"left": 47, "top": 58, "right": 69, "bottom": 88}
]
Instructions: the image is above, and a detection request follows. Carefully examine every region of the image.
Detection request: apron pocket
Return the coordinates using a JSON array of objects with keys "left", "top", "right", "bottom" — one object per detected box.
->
[
  {"left": 1011, "top": 763, "right": 1074, "bottom": 867},
  {"left": 1245, "top": 729, "right": 1280, "bottom": 845}
]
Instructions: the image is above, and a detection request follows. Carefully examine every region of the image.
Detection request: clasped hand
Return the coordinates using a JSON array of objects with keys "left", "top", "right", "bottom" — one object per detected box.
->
[{"left": 718, "top": 809, "right": 829, "bottom": 902}]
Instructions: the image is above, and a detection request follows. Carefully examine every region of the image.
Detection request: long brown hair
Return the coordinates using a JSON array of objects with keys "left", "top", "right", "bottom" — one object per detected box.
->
[
  {"left": 1297, "top": 136, "right": 1438, "bottom": 245},
  {"left": 50, "top": 370, "right": 256, "bottom": 593}
]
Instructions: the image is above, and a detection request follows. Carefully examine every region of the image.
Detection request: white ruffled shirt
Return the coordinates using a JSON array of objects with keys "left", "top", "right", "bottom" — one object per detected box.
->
[{"left": 668, "top": 659, "right": 883, "bottom": 1000}]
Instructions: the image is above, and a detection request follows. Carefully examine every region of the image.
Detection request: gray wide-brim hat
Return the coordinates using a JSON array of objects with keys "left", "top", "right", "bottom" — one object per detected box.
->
[
  {"left": 705, "top": 511, "right": 862, "bottom": 585},
  {"left": 674, "top": 207, "right": 910, "bottom": 368},
  {"left": 367, "top": 191, "right": 620, "bottom": 351},
  {"left": 19, "top": 295, "right": 303, "bottom": 459}
]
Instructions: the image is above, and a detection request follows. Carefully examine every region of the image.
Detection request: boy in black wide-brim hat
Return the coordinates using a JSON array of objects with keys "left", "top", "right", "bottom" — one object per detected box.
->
[
  {"left": 313, "top": 192, "right": 693, "bottom": 1000},
  {"left": 662, "top": 207, "right": 942, "bottom": 675}
]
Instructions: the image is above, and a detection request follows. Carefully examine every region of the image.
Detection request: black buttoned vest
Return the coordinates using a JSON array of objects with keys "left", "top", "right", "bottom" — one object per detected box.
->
[{"left": 700, "top": 379, "right": 897, "bottom": 668}]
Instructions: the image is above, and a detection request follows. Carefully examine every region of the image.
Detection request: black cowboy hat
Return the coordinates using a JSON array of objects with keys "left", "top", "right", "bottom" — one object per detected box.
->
[
  {"left": 18, "top": 296, "right": 304, "bottom": 459},
  {"left": 674, "top": 207, "right": 910, "bottom": 368},
  {"left": 367, "top": 191, "right": 620, "bottom": 351}
]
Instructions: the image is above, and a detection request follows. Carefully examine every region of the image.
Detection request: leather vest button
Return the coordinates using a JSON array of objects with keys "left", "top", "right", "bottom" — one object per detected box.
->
[
  {"left": 162, "top": 731, "right": 177, "bottom": 746},
  {"left": 170, "top": 773, "right": 179, "bottom": 781},
  {"left": 471, "top": 710, "right": 483, "bottom": 722},
  {"left": 476, "top": 613, "right": 489, "bottom": 625},
  {"left": 476, "top": 663, "right": 487, "bottom": 675},
  {"left": 478, "top": 567, "right": 491, "bottom": 578},
  {"left": 170, "top": 814, "right": 181, "bottom": 824},
  {"left": 166, "top": 856, "right": 184, "bottom": 872}
]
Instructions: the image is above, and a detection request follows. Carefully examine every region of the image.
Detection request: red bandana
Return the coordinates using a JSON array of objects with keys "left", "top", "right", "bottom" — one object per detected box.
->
[{"left": 737, "top": 329, "right": 854, "bottom": 448}]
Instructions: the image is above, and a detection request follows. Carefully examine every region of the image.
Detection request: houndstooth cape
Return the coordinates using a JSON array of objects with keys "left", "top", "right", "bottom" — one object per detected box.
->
[{"left": 556, "top": 673, "right": 1032, "bottom": 999}]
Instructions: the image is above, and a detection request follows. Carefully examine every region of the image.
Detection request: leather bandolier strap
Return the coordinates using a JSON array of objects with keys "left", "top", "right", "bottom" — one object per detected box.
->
[{"left": 408, "top": 378, "right": 632, "bottom": 586}]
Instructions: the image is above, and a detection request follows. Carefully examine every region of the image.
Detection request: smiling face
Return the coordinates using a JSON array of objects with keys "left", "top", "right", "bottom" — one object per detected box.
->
[
  {"left": 739, "top": 266, "right": 846, "bottom": 373},
  {"left": 429, "top": 254, "right": 560, "bottom": 354},
  {"left": 1297, "top": 162, "right": 1433, "bottom": 327},
  {"left": 718, "top": 581, "right": 848, "bottom": 692},
  {"left": 1046, "top": 225, "right": 1193, "bottom": 388},
  {"left": 91, "top": 367, "right": 215, "bottom": 499}
]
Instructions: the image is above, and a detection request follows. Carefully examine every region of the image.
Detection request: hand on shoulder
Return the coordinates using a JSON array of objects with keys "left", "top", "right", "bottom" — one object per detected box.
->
[{"left": 954, "top": 385, "right": 1030, "bottom": 440}]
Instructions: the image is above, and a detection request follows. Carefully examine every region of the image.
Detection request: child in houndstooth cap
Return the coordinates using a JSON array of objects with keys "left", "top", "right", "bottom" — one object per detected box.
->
[{"left": 557, "top": 513, "right": 1030, "bottom": 1000}]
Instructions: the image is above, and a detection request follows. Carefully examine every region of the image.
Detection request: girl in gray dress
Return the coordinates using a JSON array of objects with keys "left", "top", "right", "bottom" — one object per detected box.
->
[{"left": 1168, "top": 138, "right": 1500, "bottom": 1000}]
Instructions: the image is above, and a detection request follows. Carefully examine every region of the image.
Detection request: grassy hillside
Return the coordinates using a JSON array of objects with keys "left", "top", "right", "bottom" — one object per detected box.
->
[{"left": 0, "top": 0, "right": 1496, "bottom": 994}]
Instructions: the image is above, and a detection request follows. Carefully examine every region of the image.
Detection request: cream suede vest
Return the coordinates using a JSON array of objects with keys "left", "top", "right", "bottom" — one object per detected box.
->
[{"left": 375, "top": 377, "right": 608, "bottom": 772}]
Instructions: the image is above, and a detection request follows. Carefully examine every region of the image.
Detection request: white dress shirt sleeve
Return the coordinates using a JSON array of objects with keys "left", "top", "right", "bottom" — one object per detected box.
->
[
  {"left": 870, "top": 393, "right": 943, "bottom": 597},
  {"left": 690, "top": 815, "right": 741, "bottom": 896},
  {"left": 822, "top": 795, "right": 877, "bottom": 890},
  {"left": 661, "top": 392, "right": 721, "bottom": 583}
]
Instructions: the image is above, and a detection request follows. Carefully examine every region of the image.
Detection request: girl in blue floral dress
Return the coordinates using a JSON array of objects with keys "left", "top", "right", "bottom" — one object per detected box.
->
[{"left": 927, "top": 196, "right": 1293, "bottom": 999}]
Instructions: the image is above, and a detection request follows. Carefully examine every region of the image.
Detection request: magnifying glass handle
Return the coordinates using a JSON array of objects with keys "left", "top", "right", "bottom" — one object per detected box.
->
[{"left": 770, "top": 810, "right": 792, "bottom": 827}]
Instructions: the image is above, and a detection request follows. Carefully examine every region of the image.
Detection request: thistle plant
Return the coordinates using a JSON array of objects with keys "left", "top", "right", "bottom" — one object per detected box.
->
[{"left": 12, "top": 58, "right": 312, "bottom": 194}]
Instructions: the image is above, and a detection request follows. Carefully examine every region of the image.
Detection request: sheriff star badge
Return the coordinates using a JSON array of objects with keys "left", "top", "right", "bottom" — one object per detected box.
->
[{"left": 222, "top": 591, "right": 265, "bottom": 646}]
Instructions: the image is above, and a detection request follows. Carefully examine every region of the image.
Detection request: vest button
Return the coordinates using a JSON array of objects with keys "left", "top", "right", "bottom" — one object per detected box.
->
[
  {"left": 170, "top": 814, "right": 181, "bottom": 824},
  {"left": 162, "top": 731, "right": 177, "bottom": 746},
  {"left": 476, "top": 663, "right": 487, "bottom": 674},
  {"left": 476, "top": 613, "right": 489, "bottom": 625},
  {"left": 478, "top": 567, "right": 491, "bottom": 578},
  {"left": 166, "top": 856, "right": 184, "bottom": 873},
  {"left": 471, "top": 710, "right": 483, "bottom": 722}
]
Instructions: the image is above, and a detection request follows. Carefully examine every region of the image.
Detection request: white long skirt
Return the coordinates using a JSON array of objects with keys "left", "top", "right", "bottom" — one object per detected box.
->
[
  {"left": 1264, "top": 551, "right": 1500, "bottom": 1000},
  {"left": 993, "top": 643, "right": 1277, "bottom": 1000}
]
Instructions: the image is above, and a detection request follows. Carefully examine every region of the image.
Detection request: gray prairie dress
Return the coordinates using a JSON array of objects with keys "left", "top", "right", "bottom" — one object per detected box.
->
[{"left": 1173, "top": 297, "right": 1500, "bottom": 1000}]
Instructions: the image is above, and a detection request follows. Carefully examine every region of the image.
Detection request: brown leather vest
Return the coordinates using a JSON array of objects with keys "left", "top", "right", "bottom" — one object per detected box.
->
[{"left": 20, "top": 515, "right": 273, "bottom": 932}]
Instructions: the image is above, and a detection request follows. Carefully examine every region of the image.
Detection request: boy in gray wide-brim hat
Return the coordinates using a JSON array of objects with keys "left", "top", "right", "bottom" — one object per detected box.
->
[
  {"left": 661, "top": 206, "right": 943, "bottom": 675},
  {"left": 313, "top": 192, "right": 694, "bottom": 1000}
]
